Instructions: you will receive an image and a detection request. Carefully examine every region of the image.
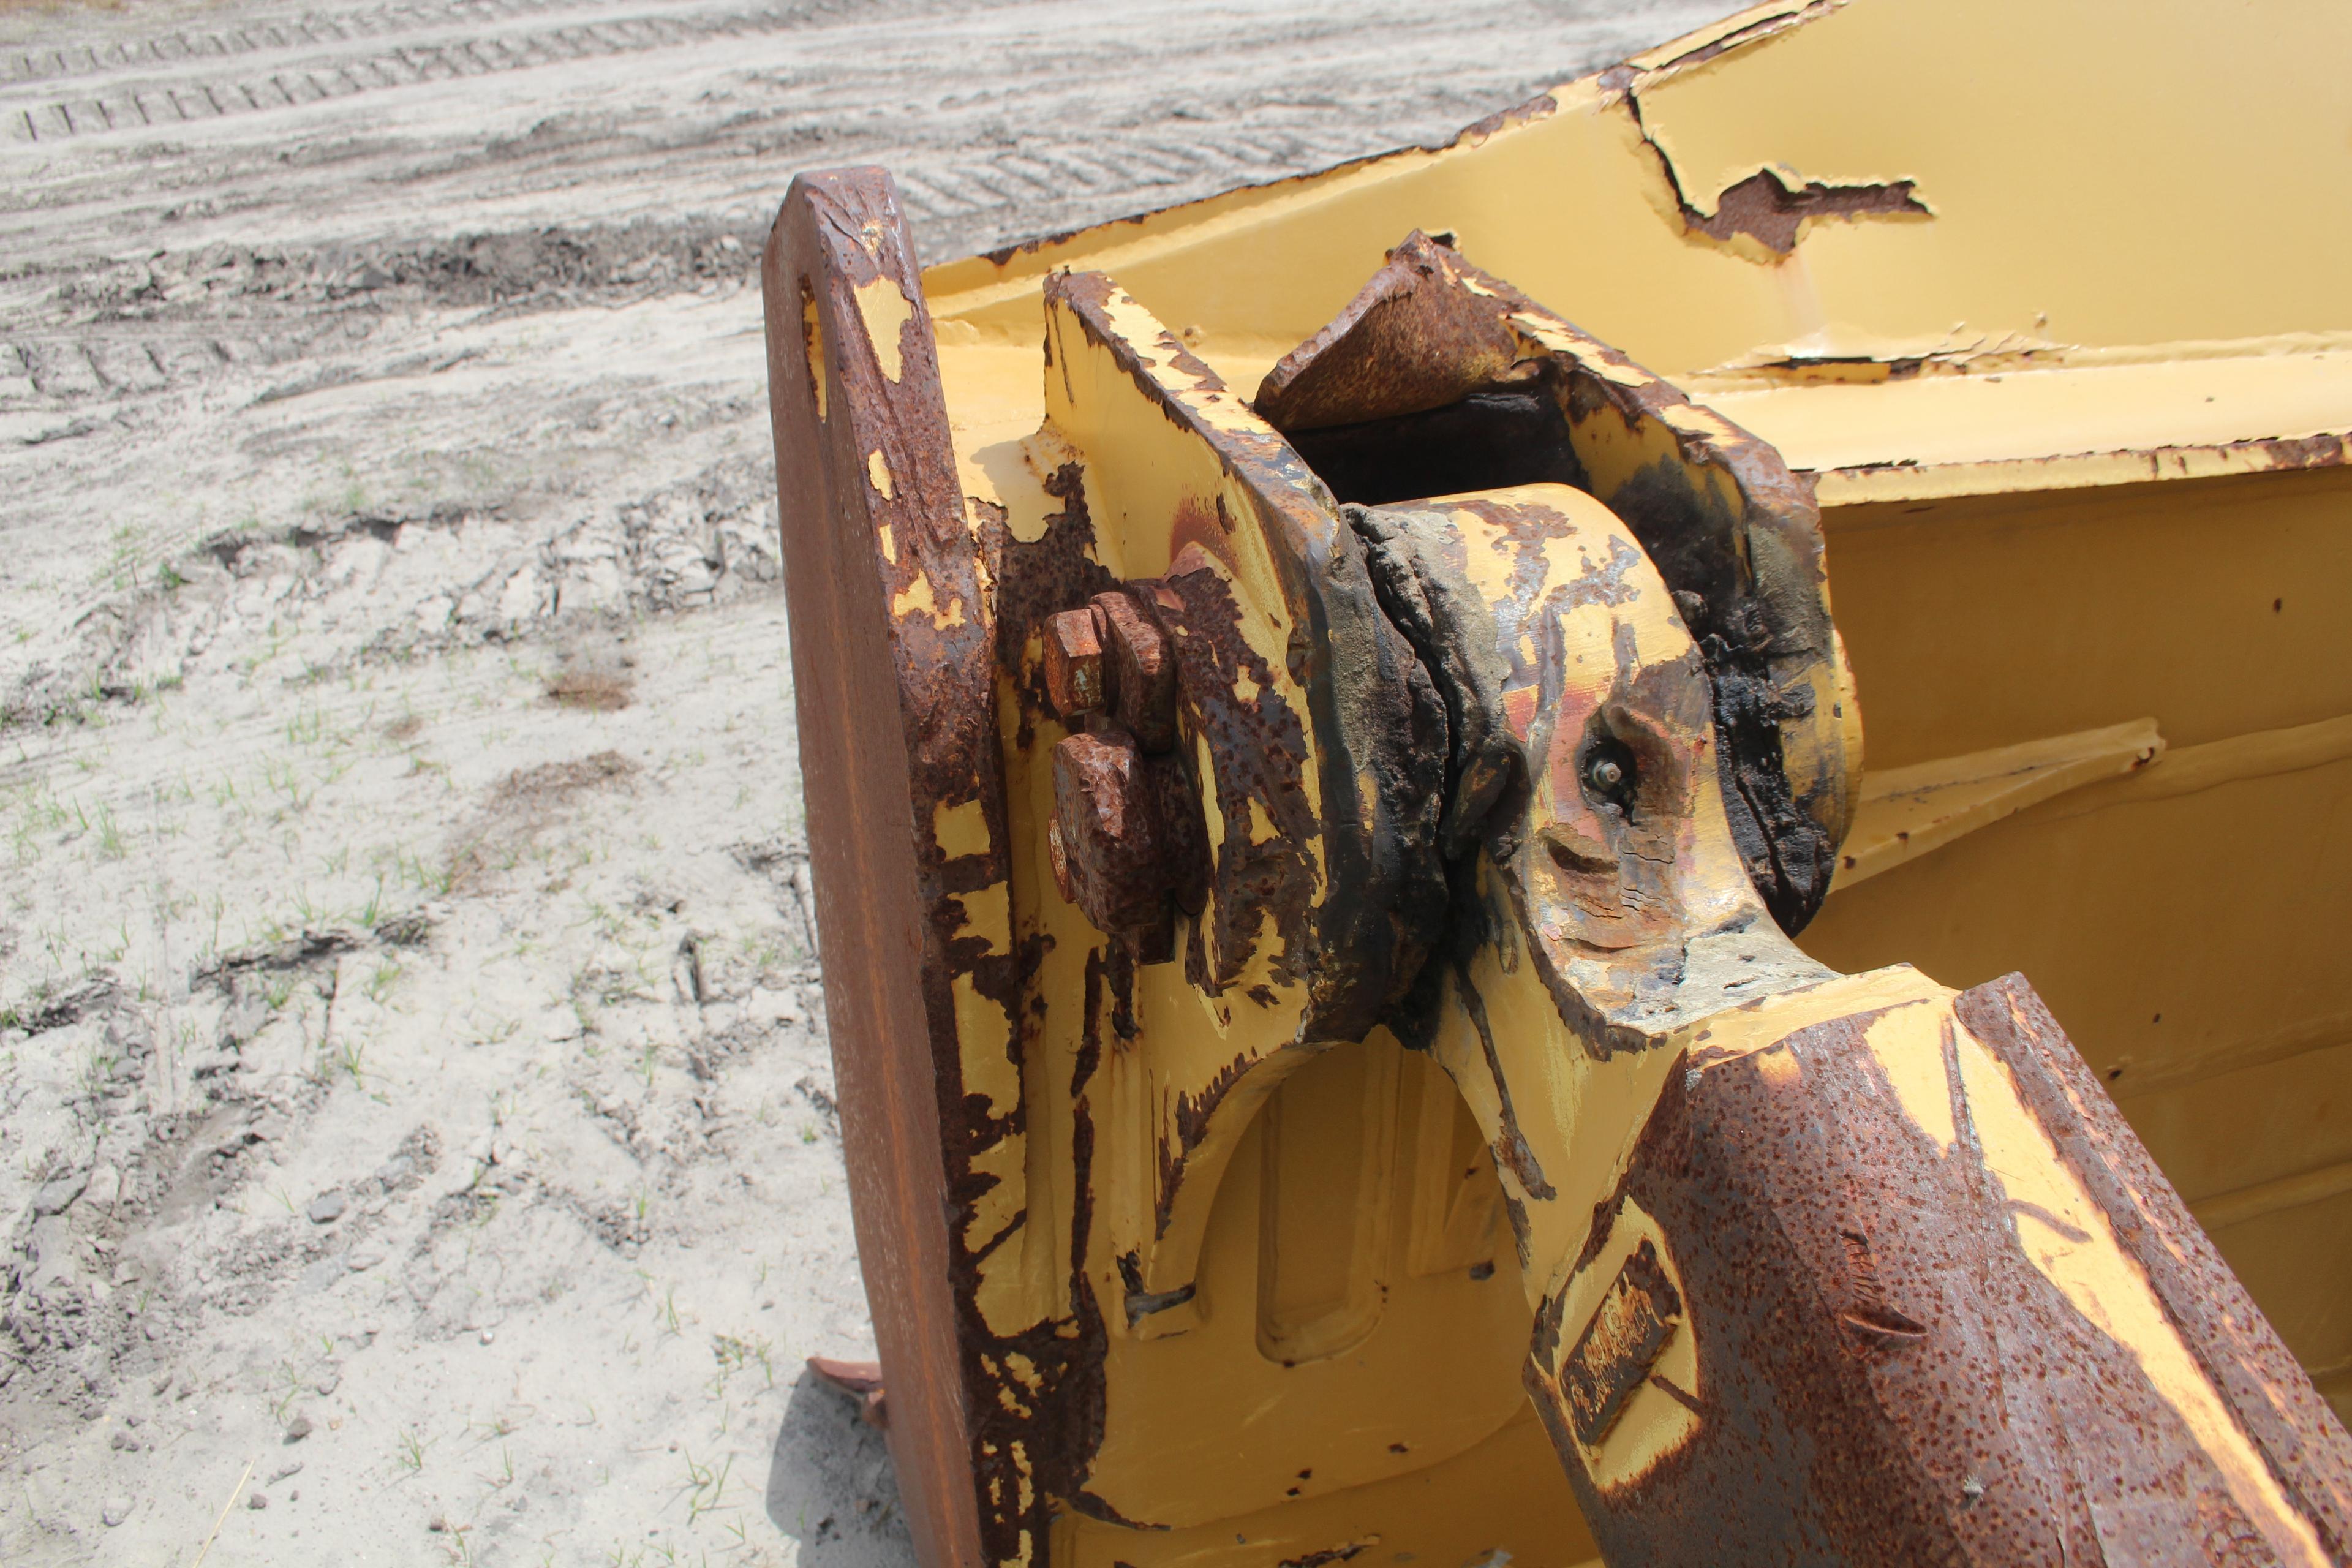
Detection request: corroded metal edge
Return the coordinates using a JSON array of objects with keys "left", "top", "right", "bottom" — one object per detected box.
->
[
  {"left": 1528, "top": 974, "right": 2352, "bottom": 1566},
  {"left": 765, "top": 167, "right": 1090, "bottom": 1568},
  {"left": 1956, "top": 974, "right": 2352, "bottom": 1556}
]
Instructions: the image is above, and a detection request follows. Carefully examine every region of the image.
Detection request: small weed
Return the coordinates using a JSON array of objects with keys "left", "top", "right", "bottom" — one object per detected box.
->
[
  {"left": 679, "top": 1449, "right": 734, "bottom": 1524},
  {"left": 713, "top": 1332, "right": 774, "bottom": 1390},
  {"left": 398, "top": 1426, "right": 427, "bottom": 1472},
  {"left": 92, "top": 802, "right": 126, "bottom": 860}
]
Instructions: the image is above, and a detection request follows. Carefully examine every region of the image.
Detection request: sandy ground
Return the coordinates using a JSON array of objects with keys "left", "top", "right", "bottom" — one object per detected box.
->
[{"left": 0, "top": 1, "right": 1732, "bottom": 1561}]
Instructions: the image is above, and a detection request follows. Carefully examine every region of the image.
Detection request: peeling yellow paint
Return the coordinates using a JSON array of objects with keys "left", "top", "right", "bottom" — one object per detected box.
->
[
  {"left": 855, "top": 274, "right": 916, "bottom": 382},
  {"left": 802, "top": 290, "right": 828, "bottom": 420},
  {"left": 892, "top": 571, "right": 967, "bottom": 628},
  {"left": 867, "top": 448, "right": 895, "bottom": 499},
  {"left": 934, "top": 797, "right": 993, "bottom": 861},
  {"left": 955, "top": 970, "right": 1016, "bottom": 1110},
  {"left": 1864, "top": 1000, "right": 1956, "bottom": 1156},
  {"left": 1954, "top": 1023, "right": 2331, "bottom": 1567}
]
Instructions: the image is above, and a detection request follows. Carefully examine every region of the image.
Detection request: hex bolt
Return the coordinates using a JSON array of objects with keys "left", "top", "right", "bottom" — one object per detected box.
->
[
  {"left": 1581, "top": 736, "right": 1638, "bottom": 810},
  {"left": 1042, "top": 605, "right": 1111, "bottom": 721}
]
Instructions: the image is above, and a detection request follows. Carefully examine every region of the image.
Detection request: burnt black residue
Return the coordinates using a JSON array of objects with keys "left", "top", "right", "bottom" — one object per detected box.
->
[
  {"left": 1687, "top": 595, "right": 1833, "bottom": 934},
  {"left": 1567, "top": 389, "right": 1836, "bottom": 935},
  {"left": 1349, "top": 505, "right": 1529, "bottom": 867},
  {"left": 1284, "top": 388, "right": 1587, "bottom": 507},
  {"left": 1261, "top": 227, "right": 1847, "bottom": 935},
  {"left": 1295, "top": 515, "right": 1450, "bottom": 1042}
]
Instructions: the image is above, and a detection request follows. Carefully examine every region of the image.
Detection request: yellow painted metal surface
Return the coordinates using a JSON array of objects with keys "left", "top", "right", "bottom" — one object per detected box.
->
[{"left": 852, "top": 0, "right": 2352, "bottom": 1550}]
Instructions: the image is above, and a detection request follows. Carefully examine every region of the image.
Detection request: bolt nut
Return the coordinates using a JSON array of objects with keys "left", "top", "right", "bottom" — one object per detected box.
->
[
  {"left": 1093, "top": 588, "right": 1178, "bottom": 752},
  {"left": 1042, "top": 606, "right": 1110, "bottom": 720},
  {"left": 1049, "top": 729, "right": 1210, "bottom": 948}
]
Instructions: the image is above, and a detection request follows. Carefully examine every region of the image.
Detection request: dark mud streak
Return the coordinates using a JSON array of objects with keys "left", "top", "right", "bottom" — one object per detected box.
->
[{"left": 1451, "top": 960, "right": 1556, "bottom": 1203}]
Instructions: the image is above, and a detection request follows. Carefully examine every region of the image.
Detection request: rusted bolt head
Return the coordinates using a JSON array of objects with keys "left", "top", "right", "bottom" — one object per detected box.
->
[
  {"left": 1042, "top": 605, "right": 1110, "bottom": 721},
  {"left": 1093, "top": 588, "right": 1178, "bottom": 753},
  {"left": 1051, "top": 730, "right": 1167, "bottom": 933},
  {"left": 1049, "top": 729, "right": 1208, "bottom": 942}
]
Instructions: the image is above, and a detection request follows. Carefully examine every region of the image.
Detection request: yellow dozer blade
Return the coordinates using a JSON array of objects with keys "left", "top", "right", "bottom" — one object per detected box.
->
[{"left": 760, "top": 2, "right": 2352, "bottom": 1565}]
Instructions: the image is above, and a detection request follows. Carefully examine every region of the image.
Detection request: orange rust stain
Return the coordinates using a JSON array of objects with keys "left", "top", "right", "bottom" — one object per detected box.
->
[
  {"left": 1167, "top": 494, "right": 1238, "bottom": 579},
  {"left": 1502, "top": 686, "right": 1540, "bottom": 742}
]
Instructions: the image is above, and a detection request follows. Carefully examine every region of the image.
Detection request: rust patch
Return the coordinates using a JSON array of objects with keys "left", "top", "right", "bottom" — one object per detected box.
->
[
  {"left": 766, "top": 167, "right": 1091, "bottom": 1568},
  {"left": 1531, "top": 978, "right": 2352, "bottom": 1563},
  {"left": 1159, "top": 560, "right": 1317, "bottom": 993},
  {"left": 1562, "top": 1239, "right": 1684, "bottom": 1446},
  {"left": 979, "top": 463, "right": 1121, "bottom": 753},
  {"left": 1624, "top": 83, "right": 1931, "bottom": 259},
  {"left": 1956, "top": 974, "right": 2352, "bottom": 1558},
  {"left": 1680, "top": 168, "right": 1929, "bottom": 257}
]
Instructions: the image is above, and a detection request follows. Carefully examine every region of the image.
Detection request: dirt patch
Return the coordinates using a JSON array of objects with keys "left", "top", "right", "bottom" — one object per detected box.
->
[
  {"left": 446, "top": 750, "right": 639, "bottom": 891},
  {"left": 545, "top": 668, "right": 635, "bottom": 712}
]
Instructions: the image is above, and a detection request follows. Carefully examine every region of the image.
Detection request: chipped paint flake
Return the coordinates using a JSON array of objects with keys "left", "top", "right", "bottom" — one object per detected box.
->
[
  {"left": 855, "top": 274, "right": 916, "bottom": 382},
  {"left": 892, "top": 571, "right": 968, "bottom": 628}
]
